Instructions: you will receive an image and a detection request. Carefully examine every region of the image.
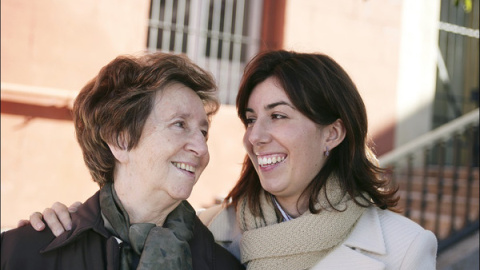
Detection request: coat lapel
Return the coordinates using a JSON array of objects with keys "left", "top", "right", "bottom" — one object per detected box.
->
[
  {"left": 311, "top": 207, "right": 386, "bottom": 270},
  {"left": 311, "top": 245, "right": 385, "bottom": 270},
  {"left": 343, "top": 206, "right": 386, "bottom": 254}
]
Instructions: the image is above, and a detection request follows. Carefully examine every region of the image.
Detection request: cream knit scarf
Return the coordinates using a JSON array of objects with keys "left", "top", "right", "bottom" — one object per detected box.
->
[{"left": 237, "top": 178, "right": 367, "bottom": 270}]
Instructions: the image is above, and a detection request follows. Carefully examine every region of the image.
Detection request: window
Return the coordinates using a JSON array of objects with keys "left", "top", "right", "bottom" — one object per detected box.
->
[{"left": 147, "top": 0, "right": 264, "bottom": 104}]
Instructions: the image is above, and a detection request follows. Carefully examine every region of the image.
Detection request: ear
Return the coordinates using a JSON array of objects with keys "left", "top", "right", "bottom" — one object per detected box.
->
[
  {"left": 325, "top": 119, "right": 346, "bottom": 150},
  {"left": 107, "top": 133, "right": 129, "bottom": 163}
]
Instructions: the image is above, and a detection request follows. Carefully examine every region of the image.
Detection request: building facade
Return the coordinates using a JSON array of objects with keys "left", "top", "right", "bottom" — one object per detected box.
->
[{"left": 1, "top": 0, "right": 478, "bottom": 230}]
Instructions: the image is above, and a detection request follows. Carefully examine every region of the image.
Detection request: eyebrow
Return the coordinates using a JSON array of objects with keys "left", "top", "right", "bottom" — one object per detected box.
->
[
  {"left": 265, "top": 101, "right": 294, "bottom": 110},
  {"left": 245, "top": 101, "right": 295, "bottom": 113}
]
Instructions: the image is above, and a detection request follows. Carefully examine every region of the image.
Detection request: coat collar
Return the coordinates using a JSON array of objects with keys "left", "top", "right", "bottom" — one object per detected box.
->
[
  {"left": 40, "top": 191, "right": 111, "bottom": 253},
  {"left": 311, "top": 207, "right": 386, "bottom": 270},
  {"left": 343, "top": 206, "right": 386, "bottom": 254}
]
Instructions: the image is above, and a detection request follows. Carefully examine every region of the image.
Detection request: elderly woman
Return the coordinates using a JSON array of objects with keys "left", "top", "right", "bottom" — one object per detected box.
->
[{"left": 1, "top": 52, "right": 244, "bottom": 270}]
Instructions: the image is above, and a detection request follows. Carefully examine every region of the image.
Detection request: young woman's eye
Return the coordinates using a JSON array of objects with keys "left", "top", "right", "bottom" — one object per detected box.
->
[
  {"left": 272, "top": 114, "right": 286, "bottom": 120},
  {"left": 245, "top": 117, "right": 256, "bottom": 126}
]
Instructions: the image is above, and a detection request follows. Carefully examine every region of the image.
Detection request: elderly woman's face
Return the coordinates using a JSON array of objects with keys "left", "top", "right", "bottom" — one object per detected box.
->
[
  {"left": 243, "top": 77, "right": 328, "bottom": 203},
  {"left": 120, "top": 83, "right": 210, "bottom": 202}
]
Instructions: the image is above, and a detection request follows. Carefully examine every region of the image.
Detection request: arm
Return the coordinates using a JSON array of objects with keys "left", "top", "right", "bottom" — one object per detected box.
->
[{"left": 18, "top": 201, "right": 82, "bottom": 236}]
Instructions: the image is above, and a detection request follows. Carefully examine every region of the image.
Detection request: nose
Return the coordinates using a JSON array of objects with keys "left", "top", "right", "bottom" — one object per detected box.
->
[
  {"left": 186, "top": 130, "right": 209, "bottom": 157},
  {"left": 246, "top": 118, "right": 271, "bottom": 147}
]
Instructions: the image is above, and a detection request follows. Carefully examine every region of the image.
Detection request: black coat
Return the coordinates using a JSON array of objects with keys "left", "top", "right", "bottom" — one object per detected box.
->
[{"left": 1, "top": 191, "right": 244, "bottom": 270}]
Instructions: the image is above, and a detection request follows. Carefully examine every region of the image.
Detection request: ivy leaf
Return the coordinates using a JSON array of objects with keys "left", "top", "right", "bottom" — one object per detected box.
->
[
  {"left": 464, "top": 0, "right": 472, "bottom": 13},
  {"left": 453, "top": 0, "right": 472, "bottom": 13}
]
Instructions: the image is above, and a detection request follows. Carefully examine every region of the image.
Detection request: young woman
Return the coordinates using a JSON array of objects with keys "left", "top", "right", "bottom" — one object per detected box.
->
[
  {"left": 199, "top": 50, "right": 437, "bottom": 269},
  {"left": 21, "top": 50, "right": 437, "bottom": 269}
]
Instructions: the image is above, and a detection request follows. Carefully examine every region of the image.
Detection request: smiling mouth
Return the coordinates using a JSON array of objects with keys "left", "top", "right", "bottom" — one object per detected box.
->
[
  {"left": 172, "top": 162, "right": 196, "bottom": 173},
  {"left": 257, "top": 155, "right": 286, "bottom": 167}
]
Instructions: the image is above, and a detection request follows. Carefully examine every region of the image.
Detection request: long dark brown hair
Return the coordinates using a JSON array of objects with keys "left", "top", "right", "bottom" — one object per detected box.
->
[{"left": 224, "top": 50, "right": 398, "bottom": 215}]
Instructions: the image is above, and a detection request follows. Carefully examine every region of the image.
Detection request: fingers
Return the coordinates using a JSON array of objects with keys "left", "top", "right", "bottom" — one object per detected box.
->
[
  {"left": 68, "top": 201, "right": 82, "bottom": 213},
  {"left": 42, "top": 207, "right": 66, "bottom": 237},
  {"left": 29, "top": 212, "right": 46, "bottom": 231},
  {"left": 19, "top": 201, "right": 79, "bottom": 237},
  {"left": 46, "top": 202, "right": 73, "bottom": 236},
  {"left": 17, "top": 219, "right": 31, "bottom": 228}
]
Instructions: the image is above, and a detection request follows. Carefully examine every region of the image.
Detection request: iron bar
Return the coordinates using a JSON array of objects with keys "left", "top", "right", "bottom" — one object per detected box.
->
[{"left": 434, "top": 141, "right": 446, "bottom": 235}]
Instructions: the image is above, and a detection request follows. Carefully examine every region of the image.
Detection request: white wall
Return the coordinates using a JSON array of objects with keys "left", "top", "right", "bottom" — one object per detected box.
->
[{"left": 395, "top": 0, "right": 441, "bottom": 147}]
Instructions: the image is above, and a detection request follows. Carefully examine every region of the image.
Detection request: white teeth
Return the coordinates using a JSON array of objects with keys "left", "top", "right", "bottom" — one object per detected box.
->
[
  {"left": 257, "top": 155, "right": 285, "bottom": 166},
  {"left": 173, "top": 162, "right": 196, "bottom": 173}
]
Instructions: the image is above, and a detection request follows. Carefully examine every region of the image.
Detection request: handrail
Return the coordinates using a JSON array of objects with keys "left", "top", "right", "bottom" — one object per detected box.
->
[{"left": 379, "top": 108, "right": 479, "bottom": 166}]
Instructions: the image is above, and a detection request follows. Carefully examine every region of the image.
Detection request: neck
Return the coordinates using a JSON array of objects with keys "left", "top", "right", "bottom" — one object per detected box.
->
[
  {"left": 113, "top": 180, "right": 180, "bottom": 226},
  {"left": 274, "top": 195, "right": 308, "bottom": 218}
]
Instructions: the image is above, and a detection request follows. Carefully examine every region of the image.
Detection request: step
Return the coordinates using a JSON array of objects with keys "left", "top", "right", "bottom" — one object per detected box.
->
[
  {"left": 393, "top": 175, "right": 479, "bottom": 197},
  {"left": 405, "top": 209, "right": 477, "bottom": 239},
  {"left": 386, "top": 164, "right": 479, "bottom": 177},
  {"left": 396, "top": 190, "right": 479, "bottom": 218}
]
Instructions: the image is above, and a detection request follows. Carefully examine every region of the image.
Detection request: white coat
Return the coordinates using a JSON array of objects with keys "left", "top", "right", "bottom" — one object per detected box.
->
[{"left": 199, "top": 205, "right": 437, "bottom": 269}]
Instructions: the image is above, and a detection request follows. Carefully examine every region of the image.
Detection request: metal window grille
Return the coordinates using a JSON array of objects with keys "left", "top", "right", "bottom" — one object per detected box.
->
[{"left": 147, "top": 0, "right": 263, "bottom": 104}]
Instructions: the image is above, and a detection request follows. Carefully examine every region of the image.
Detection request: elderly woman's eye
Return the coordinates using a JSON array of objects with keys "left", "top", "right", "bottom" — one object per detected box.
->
[{"left": 174, "top": 121, "right": 185, "bottom": 128}]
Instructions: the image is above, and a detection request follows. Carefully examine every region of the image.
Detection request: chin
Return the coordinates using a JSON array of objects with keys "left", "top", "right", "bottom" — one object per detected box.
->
[
  {"left": 171, "top": 187, "right": 194, "bottom": 201},
  {"left": 260, "top": 181, "right": 284, "bottom": 195}
]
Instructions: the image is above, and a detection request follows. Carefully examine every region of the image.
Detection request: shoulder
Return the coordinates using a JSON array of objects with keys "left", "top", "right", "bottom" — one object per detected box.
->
[
  {"left": 376, "top": 207, "right": 424, "bottom": 230},
  {"left": 197, "top": 204, "right": 239, "bottom": 242},
  {"left": 1, "top": 225, "right": 56, "bottom": 268},
  {"left": 1, "top": 192, "right": 115, "bottom": 270},
  {"left": 377, "top": 209, "right": 437, "bottom": 269},
  {"left": 374, "top": 208, "right": 437, "bottom": 247},
  {"left": 190, "top": 216, "right": 244, "bottom": 269},
  {"left": 197, "top": 204, "right": 243, "bottom": 261},
  {"left": 197, "top": 204, "right": 225, "bottom": 226},
  {"left": 354, "top": 206, "right": 434, "bottom": 237},
  {"left": 1, "top": 224, "right": 55, "bottom": 250},
  {"left": 349, "top": 207, "right": 437, "bottom": 269}
]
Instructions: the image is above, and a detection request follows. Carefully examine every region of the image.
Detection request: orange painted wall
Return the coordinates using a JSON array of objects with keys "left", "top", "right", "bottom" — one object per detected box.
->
[{"left": 1, "top": 0, "right": 151, "bottom": 91}]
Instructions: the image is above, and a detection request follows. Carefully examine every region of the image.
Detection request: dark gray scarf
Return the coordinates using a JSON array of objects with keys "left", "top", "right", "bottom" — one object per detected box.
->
[{"left": 100, "top": 183, "right": 195, "bottom": 270}]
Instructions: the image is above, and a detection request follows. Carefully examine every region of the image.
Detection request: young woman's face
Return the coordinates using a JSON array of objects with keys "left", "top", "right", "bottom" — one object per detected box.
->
[
  {"left": 243, "top": 77, "right": 329, "bottom": 207},
  {"left": 116, "top": 83, "right": 210, "bottom": 203}
]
